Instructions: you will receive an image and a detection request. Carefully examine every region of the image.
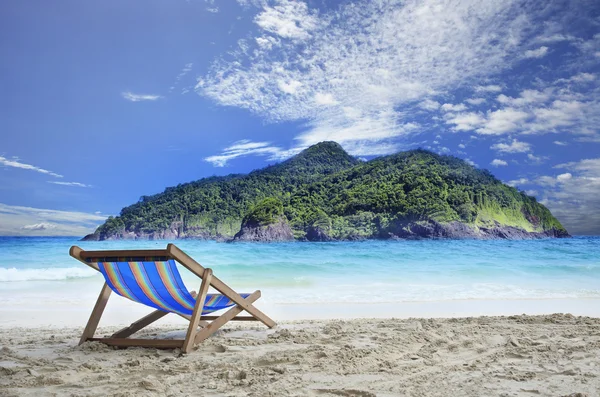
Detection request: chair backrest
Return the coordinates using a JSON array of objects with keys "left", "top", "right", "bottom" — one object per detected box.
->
[
  {"left": 87, "top": 256, "right": 249, "bottom": 316},
  {"left": 91, "top": 257, "right": 197, "bottom": 316}
]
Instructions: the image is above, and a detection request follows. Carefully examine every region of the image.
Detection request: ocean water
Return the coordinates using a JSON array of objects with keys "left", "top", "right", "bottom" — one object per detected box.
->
[{"left": 1, "top": 236, "right": 599, "bottom": 308}]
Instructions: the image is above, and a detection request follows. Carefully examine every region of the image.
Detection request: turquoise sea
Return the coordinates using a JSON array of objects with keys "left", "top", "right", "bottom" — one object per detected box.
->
[{"left": 1, "top": 236, "right": 599, "bottom": 307}]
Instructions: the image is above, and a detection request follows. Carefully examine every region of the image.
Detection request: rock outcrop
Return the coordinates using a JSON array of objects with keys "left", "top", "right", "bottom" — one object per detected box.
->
[
  {"left": 305, "top": 225, "right": 333, "bottom": 242},
  {"left": 386, "top": 220, "right": 570, "bottom": 240},
  {"left": 232, "top": 218, "right": 294, "bottom": 242}
]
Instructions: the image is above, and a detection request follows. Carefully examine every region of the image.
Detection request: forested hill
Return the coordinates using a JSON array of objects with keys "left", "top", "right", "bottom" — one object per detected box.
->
[{"left": 84, "top": 141, "right": 569, "bottom": 241}]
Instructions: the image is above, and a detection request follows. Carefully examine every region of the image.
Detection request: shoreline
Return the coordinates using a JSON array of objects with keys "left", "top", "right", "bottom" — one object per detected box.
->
[
  {"left": 2, "top": 297, "right": 599, "bottom": 329},
  {"left": 81, "top": 231, "right": 573, "bottom": 242}
]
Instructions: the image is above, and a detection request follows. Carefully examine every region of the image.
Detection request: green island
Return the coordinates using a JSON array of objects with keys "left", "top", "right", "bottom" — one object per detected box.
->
[{"left": 84, "top": 141, "right": 569, "bottom": 241}]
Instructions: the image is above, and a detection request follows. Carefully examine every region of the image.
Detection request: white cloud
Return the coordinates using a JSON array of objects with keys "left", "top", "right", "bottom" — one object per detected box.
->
[
  {"left": 475, "top": 85, "right": 503, "bottom": 93},
  {"left": 199, "top": 0, "right": 546, "bottom": 159},
  {"left": 556, "top": 72, "right": 596, "bottom": 84},
  {"left": 476, "top": 108, "right": 530, "bottom": 135},
  {"left": 440, "top": 103, "right": 467, "bottom": 112},
  {"left": 490, "top": 138, "right": 531, "bottom": 153},
  {"left": 458, "top": 143, "right": 466, "bottom": 149},
  {"left": 254, "top": 0, "right": 322, "bottom": 40},
  {"left": 121, "top": 92, "right": 163, "bottom": 102},
  {"left": 577, "top": 135, "right": 600, "bottom": 143},
  {"left": 523, "top": 46, "right": 548, "bottom": 59},
  {"left": 553, "top": 140, "right": 568, "bottom": 146},
  {"left": 524, "top": 189, "right": 538, "bottom": 196},
  {"left": 0, "top": 155, "right": 63, "bottom": 178},
  {"left": 419, "top": 99, "right": 441, "bottom": 111},
  {"left": 490, "top": 159, "right": 508, "bottom": 167},
  {"left": 445, "top": 112, "right": 486, "bottom": 132},
  {"left": 48, "top": 181, "right": 92, "bottom": 188},
  {"left": 278, "top": 80, "right": 302, "bottom": 94},
  {"left": 527, "top": 153, "right": 548, "bottom": 164},
  {"left": 206, "top": 6, "right": 219, "bottom": 13},
  {"left": 465, "top": 97, "right": 486, "bottom": 105},
  {"left": 22, "top": 222, "right": 57, "bottom": 231},
  {"left": 496, "top": 89, "right": 551, "bottom": 107},
  {"left": 535, "top": 34, "right": 572, "bottom": 43},
  {"left": 556, "top": 172, "right": 572, "bottom": 182},
  {"left": 529, "top": 100, "right": 587, "bottom": 132},
  {"left": 314, "top": 92, "right": 337, "bottom": 105},
  {"left": 0, "top": 203, "right": 107, "bottom": 236},
  {"left": 447, "top": 79, "right": 600, "bottom": 137},
  {"left": 536, "top": 159, "right": 600, "bottom": 235},
  {"left": 507, "top": 178, "right": 529, "bottom": 187},
  {"left": 199, "top": 0, "right": 599, "bottom": 162}
]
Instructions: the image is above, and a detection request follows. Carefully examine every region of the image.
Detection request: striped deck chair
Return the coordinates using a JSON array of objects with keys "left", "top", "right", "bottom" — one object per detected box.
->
[{"left": 70, "top": 244, "right": 276, "bottom": 353}]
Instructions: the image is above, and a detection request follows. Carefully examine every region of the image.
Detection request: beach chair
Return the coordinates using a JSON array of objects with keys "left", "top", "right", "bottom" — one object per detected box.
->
[{"left": 69, "top": 243, "right": 276, "bottom": 353}]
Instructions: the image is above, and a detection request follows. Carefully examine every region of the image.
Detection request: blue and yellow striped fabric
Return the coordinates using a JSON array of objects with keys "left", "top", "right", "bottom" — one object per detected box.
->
[{"left": 96, "top": 259, "right": 248, "bottom": 316}]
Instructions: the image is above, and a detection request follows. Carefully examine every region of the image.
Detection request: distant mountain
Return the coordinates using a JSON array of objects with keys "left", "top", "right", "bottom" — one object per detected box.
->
[{"left": 84, "top": 141, "right": 569, "bottom": 241}]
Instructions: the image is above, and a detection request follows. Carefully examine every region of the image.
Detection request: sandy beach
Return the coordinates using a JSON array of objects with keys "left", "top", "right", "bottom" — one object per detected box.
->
[{"left": 1, "top": 314, "right": 598, "bottom": 397}]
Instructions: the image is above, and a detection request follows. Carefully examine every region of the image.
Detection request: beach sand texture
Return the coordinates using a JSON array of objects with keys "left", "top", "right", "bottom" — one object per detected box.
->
[{"left": 1, "top": 314, "right": 598, "bottom": 396}]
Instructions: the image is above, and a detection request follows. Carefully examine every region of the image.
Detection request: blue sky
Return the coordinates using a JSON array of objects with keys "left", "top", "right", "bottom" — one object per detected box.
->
[{"left": 1, "top": 0, "right": 599, "bottom": 236}]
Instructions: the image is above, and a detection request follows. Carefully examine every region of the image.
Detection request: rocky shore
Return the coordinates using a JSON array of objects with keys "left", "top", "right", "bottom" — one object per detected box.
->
[{"left": 82, "top": 219, "right": 570, "bottom": 242}]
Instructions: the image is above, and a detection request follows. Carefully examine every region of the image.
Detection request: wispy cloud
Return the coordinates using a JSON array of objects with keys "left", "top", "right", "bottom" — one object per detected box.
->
[
  {"left": 254, "top": 0, "right": 321, "bottom": 41},
  {"left": 536, "top": 158, "right": 600, "bottom": 235},
  {"left": 523, "top": 46, "right": 549, "bottom": 59},
  {"left": 198, "top": 0, "right": 557, "bottom": 160},
  {"left": 121, "top": 91, "right": 163, "bottom": 102},
  {"left": 48, "top": 181, "right": 92, "bottom": 188},
  {"left": 169, "top": 63, "right": 194, "bottom": 92},
  {"left": 0, "top": 203, "right": 107, "bottom": 236},
  {"left": 490, "top": 159, "right": 508, "bottom": 167},
  {"left": 441, "top": 103, "right": 468, "bottom": 112},
  {"left": 204, "top": 140, "right": 299, "bottom": 167},
  {"left": 475, "top": 85, "right": 503, "bottom": 93},
  {"left": 196, "top": 0, "right": 598, "bottom": 165},
  {"left": 0, "top": 155, "right": 63, "bottom": 178}
]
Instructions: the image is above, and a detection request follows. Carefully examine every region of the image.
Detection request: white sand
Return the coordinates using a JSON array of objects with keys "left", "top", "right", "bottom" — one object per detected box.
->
[
  {"left": 2, "top": 295, "right": 600, "bottom": 327},
  {"left": 1, "top": 314, "right": 599, "bottom": 396}
]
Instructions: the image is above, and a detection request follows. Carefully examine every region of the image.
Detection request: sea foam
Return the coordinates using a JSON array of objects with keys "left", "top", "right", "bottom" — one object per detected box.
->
[{"left": 0, "top": 267, "right": 96, "bottom": 282}]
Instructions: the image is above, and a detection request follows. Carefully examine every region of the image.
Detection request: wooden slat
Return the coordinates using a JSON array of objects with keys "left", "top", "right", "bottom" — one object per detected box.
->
[
  {"left": 79, "top": 249, "right": 170, "bottom": 259},
  {"left": 79, "top": 283, "right": 112, "bottom": 345},
  {"left": 183, "top": 268, "right": 213, "bottom": 353},
  {"left": 167, "top": 244, "right": 206, "bottom": 276},
  {"left": 194, "top": 290, "right": 261, "bottom": 345},
  {"left": 88, "top": 338, "right": 183, "bottom": 349},
  {"left": 70, "top": 246, "right": 100, "bottom": 271},
  {"left": 111, "top": 310, "right": 169, "bottom": 339},
  {"left": 201, "top": 316, "right": 257, "bottom": 321},
  {"left": 168, "top": 244, "right": 277, "bottom": 328}
]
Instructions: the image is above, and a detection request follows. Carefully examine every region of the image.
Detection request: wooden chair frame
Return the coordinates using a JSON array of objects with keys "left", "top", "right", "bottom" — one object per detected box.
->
[{"left": 70, "top": 243, "right": 276, "bottom": 353}]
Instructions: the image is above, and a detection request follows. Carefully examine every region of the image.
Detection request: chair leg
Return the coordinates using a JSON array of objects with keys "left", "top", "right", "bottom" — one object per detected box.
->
[
  {"left": 79, "top": 283, "right": 112, "bottom": 345},
  {"left": 194, "top": 290, "right": 261, "bottom": 345},
  {"left": 183, "top": 268, "right": 213, "bottom": 353},
  {"left": 209, "top": 282, "right": 276, "bottom": 328},
  {"left": 111, "top": 309, "right": 169, "bottom": 339}
]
